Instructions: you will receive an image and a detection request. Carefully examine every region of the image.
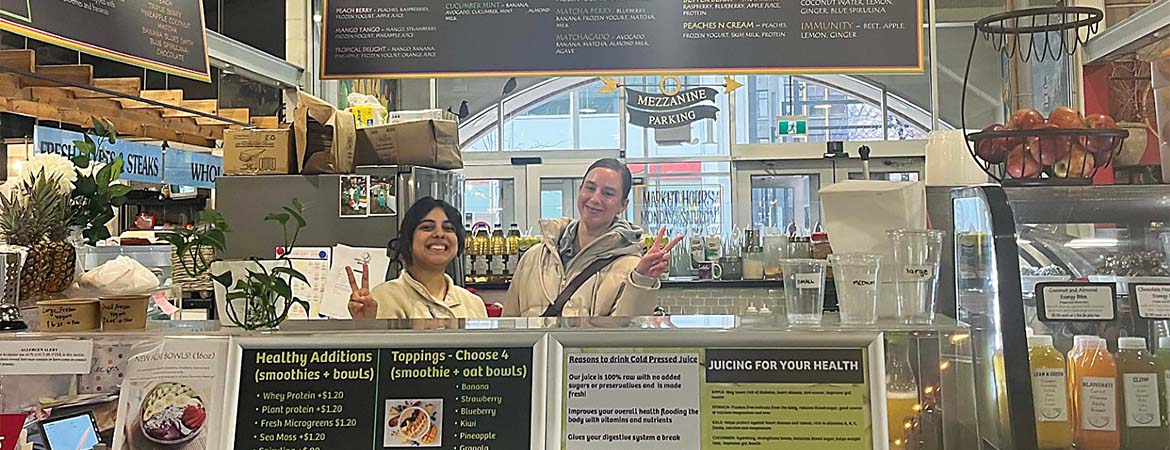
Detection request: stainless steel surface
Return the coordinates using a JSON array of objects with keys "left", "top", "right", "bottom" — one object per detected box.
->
[
  {"left": 1083, "top": 0, "right": 1170, "bottom": 63},
  {"left": 208, "top": 30, "right": 305, "bottom": 88}
]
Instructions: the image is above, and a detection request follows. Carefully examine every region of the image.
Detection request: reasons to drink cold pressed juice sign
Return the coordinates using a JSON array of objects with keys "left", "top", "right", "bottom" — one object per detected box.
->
[
  {"left": 561, "top": 348, "right": 873, "bottom": 450},
  {"left": 321, "top": 0, "right": 923, "bottom": 78},
  {"left": 234, "top": 347, "right": 534, "bottom": 449}
]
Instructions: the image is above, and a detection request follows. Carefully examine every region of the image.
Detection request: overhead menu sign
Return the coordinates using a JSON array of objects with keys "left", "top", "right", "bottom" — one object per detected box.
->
[
  {"left": 321, "top": 0, "right": 923, "bottom": 79},
  {"left": 234, "top": 347, "right": 535, "bottom": 450},
  {"left": 164, "top": 149, "right": 222, "bottom": 189},
  {"left": 0, "top": 0, "right": 210, "bottom": 81},
  {"left": 34, "top": 126, "right": 164, "bottom": 184},
  {"left": 562, "top": 347, "right": 873, "bottom": 450}
]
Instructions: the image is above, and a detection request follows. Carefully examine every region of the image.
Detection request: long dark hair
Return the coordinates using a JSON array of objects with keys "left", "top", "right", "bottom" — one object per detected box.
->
[{"left": 387, "top": 197, "right": 466, "bottom": 270}]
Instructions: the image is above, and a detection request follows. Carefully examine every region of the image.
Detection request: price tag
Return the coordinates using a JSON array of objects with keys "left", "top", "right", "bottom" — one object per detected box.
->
[
  {"left": 1130, "top": 283, "right": 1170, "bottom": 319},
  {"left": 1037, "top": 283, "right": 1117, "bottom": 322},
  {"left": 794, "top": 273, "right": 822, "bottom": 290},
  {"left": 0, "top": 340, "right": 93, "bottom": 375}
]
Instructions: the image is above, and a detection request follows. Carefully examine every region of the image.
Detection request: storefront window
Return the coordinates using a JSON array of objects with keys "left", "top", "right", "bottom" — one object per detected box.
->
[
  {"left": 750, "top": 175, "right": 821, "bottom": 234},
  {"left": 540, "top": 178, "right": 582, "bottom": 221},
  {"left": 465, "top": 179, "right": 516, "bottom": 227},
  {"left": 630, "top": 162, "right": 732, "bottom": 236}
]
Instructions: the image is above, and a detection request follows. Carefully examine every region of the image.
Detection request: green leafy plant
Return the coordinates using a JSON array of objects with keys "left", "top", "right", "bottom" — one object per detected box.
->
[
  {"left": 72, "top": 117, "right": 132, "bottom": 245},
  {"left": 160, "top": 210, "right": 230, "bottom": 278},
  {"left": 211, "top": 199, "right": 310, "bottom": 330}
]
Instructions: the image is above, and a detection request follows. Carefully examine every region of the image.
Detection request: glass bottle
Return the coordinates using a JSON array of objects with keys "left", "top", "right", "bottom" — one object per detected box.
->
[
  {"left": 1118, "top": 337, "right": 1168, "bottom": 450},
  {"left": 1029, "top": 334, "right": 1074, "bottom": 449},
  {"left": 505, "top": 223, "right": 521, "bottom": 280},
  {"left": 886, "top": 336, "right": 919, "bottom": 450},
  {"left": 763, "top": 229, "right": 787, "bottom": 279},
  {"left": 472, "top": 224, "right": 490, "bottom": 283},
  {"left": 742, "top": 245, "right": 764, "bottom": 280},
  {"left": 464, "top": 223, "right": 475, "bottom": 284},
  {"left": 1071, "top": 337, "right": 1120, "bottom": 450},
  {"left": 488, "top": 225, "right": 506, "bottom": 282}
]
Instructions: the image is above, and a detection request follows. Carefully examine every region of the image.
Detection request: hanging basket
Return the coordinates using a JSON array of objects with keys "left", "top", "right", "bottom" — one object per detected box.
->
[{"left": 966, "top": 127, "right": 1129, "bottom": 185}]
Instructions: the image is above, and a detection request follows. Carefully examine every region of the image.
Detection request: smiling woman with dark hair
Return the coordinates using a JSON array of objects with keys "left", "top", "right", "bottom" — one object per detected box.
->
[{"left": 346, "top": 197, "right": 487, "bottom": 319}]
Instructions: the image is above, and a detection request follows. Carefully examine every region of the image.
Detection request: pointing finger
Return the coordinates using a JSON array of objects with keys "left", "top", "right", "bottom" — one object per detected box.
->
[
  {"left": 662, "top": 235, "right": 685, "bottom": 253},
  {"left": 361, "top": 262, "right": 370, "bottom": 290},
  {"left": 345, "top": 266, "right": 359, "bottom": 291}
]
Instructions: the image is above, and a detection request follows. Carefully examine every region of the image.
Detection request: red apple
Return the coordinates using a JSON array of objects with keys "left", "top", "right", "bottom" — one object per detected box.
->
[
  {"left": 1052, "top": 146, "right": 1096, "bottom": 178},
  {"left": 1083, "top": 113, "right": 1119, "bottom": 154},
  {"left": 1010, "top": 108, "right": 1047, "bottom": 130},
  {"left": 1006, "top": 144, "right": 1043, "bottom": 179},
  {"left": 1027, "top": 124, "right": 1072, "bottom": 165},
  {"left": 1047, "top": 106, "right": 1084, "bottom": 128},
  {"left": 975, "top": 124, "right": 1012, "bottom": 164}
]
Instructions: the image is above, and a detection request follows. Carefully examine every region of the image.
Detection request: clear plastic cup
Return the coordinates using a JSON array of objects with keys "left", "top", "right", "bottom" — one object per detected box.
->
[
  {"left": 887, "top": 229, "right": 945, "bottom": 324},
  {"left": 829, "top": 253, "right": 882, "bottom": 325},
  {"left": 779, "top": 259, "right": 829, "bottom": 325}
]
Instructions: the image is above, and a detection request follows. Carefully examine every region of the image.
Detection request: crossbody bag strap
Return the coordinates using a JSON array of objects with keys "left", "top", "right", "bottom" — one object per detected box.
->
[{"left": 541, "top": 256, "right": 621, "bottom": 317}]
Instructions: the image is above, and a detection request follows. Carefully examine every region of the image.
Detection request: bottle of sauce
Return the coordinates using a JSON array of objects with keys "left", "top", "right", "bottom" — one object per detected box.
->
[
  {"left": 464, "top": 223, "right": 476, "bottom": 284},
  {"left": 505, "top": 223, "right": 521, "bottom": 280},
  {"left": 1118, "top": 337, "right": 1168, "bottom": 450},
  {"left": 1071, "top": 337, "right": 1120, "bottom": 450},
  {"left": 1028, "top": 334, "right": 1073, "bottom": 449},
  {"left": 489, "top": 224, "right": 506, "bottom": 283},
  {"left": 472, "top": 225, "right": 490, "bottom": 283}
]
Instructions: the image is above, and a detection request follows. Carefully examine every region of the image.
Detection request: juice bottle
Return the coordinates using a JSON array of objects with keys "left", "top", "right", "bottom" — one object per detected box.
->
[
  {"left": 1071, "top": 337, "right": 1120, "bottom": 450},
  {"left": 1028, "top": 335, "right": 1074, "bottom": 449},
  {"left": 472, "top": 225, "right": 490, "bottom": 283},
  {"left": 505, "top": 223, "right": 521, "bottom": 280},
  {"left": 464, "top": 223, "right": 476, "bottom": 284},
  {"left": 1117, "top": 337, "right": 1168, "bottom": 450},
  {"left": 488, "top": 224, "right": 505, "bottom": 282},
  {"left": 1156, "top": 337, "right": 1170, "bottom": 432},
  {"left": 886, "top": 336, "right": 919, "bottom": 449}
]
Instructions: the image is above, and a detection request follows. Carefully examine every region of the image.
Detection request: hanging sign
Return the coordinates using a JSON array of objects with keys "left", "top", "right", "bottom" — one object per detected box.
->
[
  {"left": 625, "top": 87, "right": 719, "bottom": 129},
  {"left": 0, "top": 0, "right": 210, "bottom": 81},
  {"left": 320, "top": 0, "right": 923, "bottom": 79},
  {"left": 164, "top": 149, "right": 222, "bottom": 189},
  {"left": 33, "top": 126, "right": 164, "bottom": 184}
]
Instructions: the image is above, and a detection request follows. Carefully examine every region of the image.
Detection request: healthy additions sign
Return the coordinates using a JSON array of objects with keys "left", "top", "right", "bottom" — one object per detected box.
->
[
  {"left": 321, "top": 0, "right": 923, "bottom": 79},
  {"left": 33, "top": 126, "right": 222, "bottom": 188},
  {"left": 0, "top": 0, "right": 210, "bottom": 81},
  {"left": 562, "top": 347, "right": 874, "bottom": 450},
  {"left": 626, "top": 87, "right": 719, "bottom": 129}
]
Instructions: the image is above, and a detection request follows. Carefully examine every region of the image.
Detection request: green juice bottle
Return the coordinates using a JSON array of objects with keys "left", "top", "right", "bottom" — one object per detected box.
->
[{"left": 1118, "top": 337, "right": 1169, "bottom": 450}]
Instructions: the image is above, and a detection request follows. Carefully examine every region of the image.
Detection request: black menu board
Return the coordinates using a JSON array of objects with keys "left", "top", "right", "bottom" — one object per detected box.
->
[
  {"left": 0, "top": 0, "right": 210, "bottom": 81},
  {"left": 321, "top": 0, "right": 922, "bottom": 79},
  {"left": 236, "top": 347, "right": 535, "bottom": 450}
]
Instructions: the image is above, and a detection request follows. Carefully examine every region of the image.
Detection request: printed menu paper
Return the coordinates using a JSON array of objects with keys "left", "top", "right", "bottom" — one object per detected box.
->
[
  {"left": 113, "top": 338, "right": 230, "bottom": 450},
  {"left": 0, "top": 340, "right": 93, "bottom": 375}
]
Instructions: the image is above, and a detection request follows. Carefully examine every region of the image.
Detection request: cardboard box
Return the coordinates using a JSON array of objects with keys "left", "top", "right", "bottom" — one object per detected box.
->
[
  {"left": 355, "top": 119, "right": 463, "bottom": 170},
  {"left": 223, "top": 128, "right": 294, "bottom": 175}
]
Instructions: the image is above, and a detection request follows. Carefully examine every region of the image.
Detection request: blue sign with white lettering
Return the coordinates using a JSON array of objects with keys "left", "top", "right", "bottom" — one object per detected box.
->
[
  {"left": 33, "top": 126, "right": 164, "bottom": 184},
  {"left": 164, "top": 149, "right": 222, "bottom": 189}
]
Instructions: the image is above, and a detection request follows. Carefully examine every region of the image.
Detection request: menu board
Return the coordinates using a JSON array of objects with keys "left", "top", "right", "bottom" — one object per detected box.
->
[
  {"left": 321, "top": 0, "right": 923, "bottom": 79},
  {"left": 0, "top": 0, "right": 209, "bottom": 81},
  {"left": 562, "top": 347, "right": 872, "bottom": 449},
  {"left": 235, "top": 347, "right": 535, "bottom": 450}
]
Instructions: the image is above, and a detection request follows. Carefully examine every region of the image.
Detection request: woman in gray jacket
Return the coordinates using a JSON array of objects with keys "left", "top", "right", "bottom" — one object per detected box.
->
[{"left": 503, "top": 159, "right": 682, "bottom": 317}]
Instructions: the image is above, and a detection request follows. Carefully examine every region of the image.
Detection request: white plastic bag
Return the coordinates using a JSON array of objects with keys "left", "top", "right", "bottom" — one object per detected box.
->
[{"left": 77, "top": 256, "right": 159, "bottom": 296}]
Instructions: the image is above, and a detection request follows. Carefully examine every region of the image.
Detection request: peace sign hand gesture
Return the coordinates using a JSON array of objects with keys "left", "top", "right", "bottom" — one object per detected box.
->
[
  {"left": 636, "top": 227, "right": 684, "bottom": 279},
  {"left": 346, "top": 262, "right": 378, "bottom": 319}
]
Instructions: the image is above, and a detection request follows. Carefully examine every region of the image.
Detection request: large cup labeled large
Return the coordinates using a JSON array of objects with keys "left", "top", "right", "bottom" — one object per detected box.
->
[{"left": 887, "top": 229, "right": 945, "bottom": 324}]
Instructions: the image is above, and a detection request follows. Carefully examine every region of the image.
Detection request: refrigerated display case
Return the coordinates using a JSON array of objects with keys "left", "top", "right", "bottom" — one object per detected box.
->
[{"left": 951, "top": 185, "right": 1170, "bottom": 450}]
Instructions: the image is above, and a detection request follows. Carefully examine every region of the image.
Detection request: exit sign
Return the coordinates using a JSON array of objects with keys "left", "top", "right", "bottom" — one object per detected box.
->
[{"left": 777, "top": 116, "right": 808, "bottom": 136}]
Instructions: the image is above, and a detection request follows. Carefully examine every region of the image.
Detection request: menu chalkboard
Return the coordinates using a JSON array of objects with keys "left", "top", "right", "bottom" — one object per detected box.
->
[
  {"left": 0, "top": 0, "right": 210, "bottom": 81},
  {"left": 236, "top": 347, "right": 535, "bottom": 450},
  {"left": 321, "top": 0, "right": 922, "bottom": 79}
]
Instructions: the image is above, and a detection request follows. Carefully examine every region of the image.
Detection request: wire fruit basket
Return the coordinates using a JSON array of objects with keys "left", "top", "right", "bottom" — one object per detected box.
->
[{"left": 961, "top": 4, "right": 1129, "bottom": 185}]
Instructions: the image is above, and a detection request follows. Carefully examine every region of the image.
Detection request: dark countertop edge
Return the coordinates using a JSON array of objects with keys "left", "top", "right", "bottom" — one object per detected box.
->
[{"left": 467, "top": 279, "right": 804, "bottom": 290}]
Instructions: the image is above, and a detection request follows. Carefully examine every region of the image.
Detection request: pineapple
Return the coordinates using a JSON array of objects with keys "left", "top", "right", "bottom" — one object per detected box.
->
[{"left": 0, "top": 174, "right": 76, "bottom": 306}]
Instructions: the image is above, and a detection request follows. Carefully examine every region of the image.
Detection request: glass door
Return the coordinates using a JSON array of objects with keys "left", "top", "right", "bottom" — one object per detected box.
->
[
  {"left": 733, "top": 160, "right": 833, "bottom": 235},
  {"left": 461, "top": 165, "right": 528, "bottom": 231}
]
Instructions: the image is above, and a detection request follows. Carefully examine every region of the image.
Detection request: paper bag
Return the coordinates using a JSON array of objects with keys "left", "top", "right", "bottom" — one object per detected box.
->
[
  {"left": 294, "top": 91, "right": 357, "bottom": 174},
  {"left": 355, "top": 119, "right": 463, "bottom": 169},
  {"left": 820, "top": 181, "right": 928, "bottom": 318}
]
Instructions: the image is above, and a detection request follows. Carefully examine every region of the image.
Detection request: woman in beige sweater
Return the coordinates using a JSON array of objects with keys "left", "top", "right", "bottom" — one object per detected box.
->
[{"left": 347, "top": 197, "right": 487, "bottom": 319}]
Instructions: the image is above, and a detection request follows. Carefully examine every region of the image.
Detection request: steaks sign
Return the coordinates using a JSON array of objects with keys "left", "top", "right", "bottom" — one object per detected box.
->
[{"left": 626, "top": 87, "right": 719, "bottom": 129}]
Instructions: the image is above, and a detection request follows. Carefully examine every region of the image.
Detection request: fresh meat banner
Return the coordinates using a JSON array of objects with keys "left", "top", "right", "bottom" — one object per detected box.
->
[
  {"left": 34, "top": 126, "right": 164, "bottom": 184},
  {"left": 0, "top": 0, "right": 209, "bottom": 81},
  {"left": 322, "top": 0, "right": 923, "bottom": 79}
]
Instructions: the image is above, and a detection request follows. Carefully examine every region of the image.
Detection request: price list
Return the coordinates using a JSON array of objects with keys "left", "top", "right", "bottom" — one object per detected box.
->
[{"left": 236, "top": 349, "right": 380, "bottom": 450}]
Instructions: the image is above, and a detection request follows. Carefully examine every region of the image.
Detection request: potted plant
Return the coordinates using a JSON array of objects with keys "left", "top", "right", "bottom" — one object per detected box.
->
[
  {"left": 160, "top": 209, "right": 230, "bottom": 290},
  {"left": 210, "top": 199, "right": 311, "bottom": 330}
]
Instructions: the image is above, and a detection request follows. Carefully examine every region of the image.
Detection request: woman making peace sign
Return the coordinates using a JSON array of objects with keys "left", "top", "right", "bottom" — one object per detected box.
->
[{"left": 347, "top": 197, "right": 487, "bottom": 319}]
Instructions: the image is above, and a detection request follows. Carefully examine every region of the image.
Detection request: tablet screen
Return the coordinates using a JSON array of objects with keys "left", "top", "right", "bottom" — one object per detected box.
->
[{"left": 41, "top": 413, "right": 99, "bottom": 450}]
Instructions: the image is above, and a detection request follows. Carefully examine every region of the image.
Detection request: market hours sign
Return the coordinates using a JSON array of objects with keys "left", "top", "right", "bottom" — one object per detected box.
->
[{"left": 626, "top": 87, "right": 720, "bottom": 129}]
